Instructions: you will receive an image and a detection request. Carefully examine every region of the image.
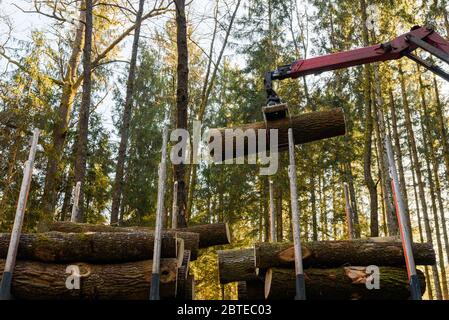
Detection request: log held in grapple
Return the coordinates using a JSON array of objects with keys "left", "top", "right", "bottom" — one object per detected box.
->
[{"left": 211, "top": 108, "right": 346, "bottom": 161}]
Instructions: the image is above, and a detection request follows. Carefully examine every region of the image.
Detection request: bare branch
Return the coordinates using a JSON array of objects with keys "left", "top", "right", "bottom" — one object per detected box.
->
[
  {"left": 74, "top": 1, "right": 174, "bottom": 88},
  {"left": 0, "top": 49, "right": 64, "bottom": 86}
]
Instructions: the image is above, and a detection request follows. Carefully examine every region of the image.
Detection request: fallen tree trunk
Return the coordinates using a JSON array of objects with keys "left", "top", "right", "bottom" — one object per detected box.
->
[
  {"left": 0, "top": 232, "right": 183, "bottom": 264},
  {"left": 238, "top": 280, "right": 265, "bottom": 300},
  {"left": 0, "top": 259, "right": 178, "bottom": 300},
  {"left": 177, "top": 223, "right": 230, "bottom": 248},
  {"left": 265, "top": 266, "right": 426, "bottom": 300},
  {"left": 39, "top": 222, "right": 200, "bottom": 260},
  {"left": 212, "top": 108, "right": 345, "bottom": 160},
  {"left": 218, "top": 248, "right": 259, "bottom": 284},
  {"left": 255, "top": 241, "right": 435, "bottom": 269},
  {"left": 42, "top": 221, "right": 227, "bottom": 250}
]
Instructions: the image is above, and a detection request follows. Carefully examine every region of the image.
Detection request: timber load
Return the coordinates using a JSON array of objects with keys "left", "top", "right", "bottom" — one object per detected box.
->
[
  {"left": 0, "top": 232, "right": 185, "bottom": 264},
  {"left": 212, "top": 108, "right": 346, "bottom": 160},
  {"left": 0, "top": 259, "right": 179, "bottom": 300},
  {"left": 40, "top": 221, "right": 231, "bottom": 250},
  {"left": 264, "top": 266, "right": 426, "bottom": 300},
  {"left": 218, "top": 239, "right": 435, "bottom": 300},
  {"left": 0, "top": 221, "right": 231, "bottom": 299},
  {"left": 254, "top": 240, "right": 435, "bottom": 269}
]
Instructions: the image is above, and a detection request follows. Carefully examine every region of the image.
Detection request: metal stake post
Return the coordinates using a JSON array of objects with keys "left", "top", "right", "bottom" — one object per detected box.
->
[
  {"left": 385, "top": 137, "right": 421, "bottom": 300},
  {"left": 149, "top": 125, "right": 168, "bottom": 300},
  {"left": 0, "top": 129, "right": 40, "bottom": 300},
  {"left": 287, "top": 128, "right": 306, "bottom": 300}
]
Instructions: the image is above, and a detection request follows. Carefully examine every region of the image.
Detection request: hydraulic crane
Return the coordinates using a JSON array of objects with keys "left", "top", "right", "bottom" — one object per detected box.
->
[
  {"left": 265, "top": 25, "right": 449, "bottom": 301},
  {"left": 264, "top": 25, "right": 449, "bottom": 107}
]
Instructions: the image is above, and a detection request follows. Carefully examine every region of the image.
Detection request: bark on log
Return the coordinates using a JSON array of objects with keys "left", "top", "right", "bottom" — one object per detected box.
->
[
  {"left": 238, "top": 280, "right": 265, "bottom": 300},
  {"left": 255, "top": 241, "right": 435, "bottom": 269},
  {"left": 39, "top": 222, "right": 200, "bottom": 260},
  {"left": 237, "top": 281, "right": 248, "bottom": 300},
  {"left": 264, "top": 266, "right": 426, "bottom": 300},
  {"left": 177, "top": 223, "right": 230, "bottom": 248},
  {"left": 0, "top": 259, "right": 178, "bottom": 300},
  {"left": 42, "top": 221, "right": 227, "bottom": 251},
  {"left": 218, "top": 248, "right": 259, "bottom": 284},
  {"left": 212, "top": 108, "right": 345, "bottom": 160},
  {"left": 0, "top": 232, "right": 183, "bottom": 263}
]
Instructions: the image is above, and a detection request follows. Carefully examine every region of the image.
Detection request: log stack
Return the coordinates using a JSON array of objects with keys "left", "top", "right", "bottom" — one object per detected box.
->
[
  {"left": 0, "top": 221, "right": 231, "bottom": 300},
  {"left": 218, "top": 239, "right": 435, "bottom": 300}
]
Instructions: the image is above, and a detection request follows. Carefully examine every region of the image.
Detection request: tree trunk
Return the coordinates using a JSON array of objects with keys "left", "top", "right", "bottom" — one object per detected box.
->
[
  {"left": 400, "top": 65, "right": 442, "bottom": 299},
  {"left": 276, "top": 187, "right": 283, "bottom": 241},
  {"left": 40, "top": 2, "right": 170, "bottom": 216},
  {"left": 328, "top": 12, "right": 360, "bottom": 238},
  {"left": 213, "top": 108, "right": 346, "bottom": 161},
  {"left": 372, "top": 64, "right": 398, "bottom": 236},
  {"left": 264, "top": 266, "right": 426, "bottom": 300},
  {"left": 217, "top": 248, "right": 259, "bottom": 284},
  {"left": 186, "top": 0, "right": 241, "bottom": 218},
  {"left": 0, "top": 232, "right": 183, "bottom": 264},
  {"left": 433, "top": 76, "right": 449, "bottom": 185},
  {"left": 41, "top": 3, "right": 86, "bottom": 216},
  {"left": 110, "top": 0, "right": 145, "bottom": 225},
  {"left": 72, "top": 0, "right": 93, "bottom": 222},
  {"left": 388, "top": 89, "right": 411, "bottom": 234},
  {"left": 0, "top": 130, "right": 21, "bottom": 221},
  {"left": 409, "top": 132, "right": 435, "bottom": 300},
  {"left": 310, "top": 169, "right": 318, "bottom": 241},
  {"left": 59, "top": 174, "right": 73, "bottom": 221},
  {"left": 173, "top": 0, "right": 189, "bottom": 228},
  {"left": 0, "top": 259, "right": 178, "bottom": 299},
  {"left": 360, "top": 0, "right": 378, "bottom": 237},
  {"left": 254, "top": 240, "right": 435, "bottom": 269},
  {"left": 426, "top": 104, "right": 449, "bottom": 287},
  {"left": 418, "top": 75, "right": 449, "bottom": 299}
]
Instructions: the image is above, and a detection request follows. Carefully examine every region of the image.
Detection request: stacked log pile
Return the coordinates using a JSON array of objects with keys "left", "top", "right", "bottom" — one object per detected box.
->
[
  {"left": 218, "top": 239, "right": 435, "bottom": 300},
  {"left": 0, "top": 221, "right": 231, "bottom": 300}
]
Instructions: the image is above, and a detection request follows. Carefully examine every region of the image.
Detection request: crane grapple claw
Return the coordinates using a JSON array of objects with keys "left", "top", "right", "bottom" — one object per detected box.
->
[{"left": 262, "top": 103, "right": 290, "bottom": 123}]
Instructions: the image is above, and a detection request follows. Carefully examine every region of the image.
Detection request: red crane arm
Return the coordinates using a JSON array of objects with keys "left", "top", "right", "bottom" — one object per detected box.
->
[
  {"left": 265, "top": 26, "right": 449, "bottom": 105},
  {"left": 288, "top": 26, "right": 440, "bottom": 78}
]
